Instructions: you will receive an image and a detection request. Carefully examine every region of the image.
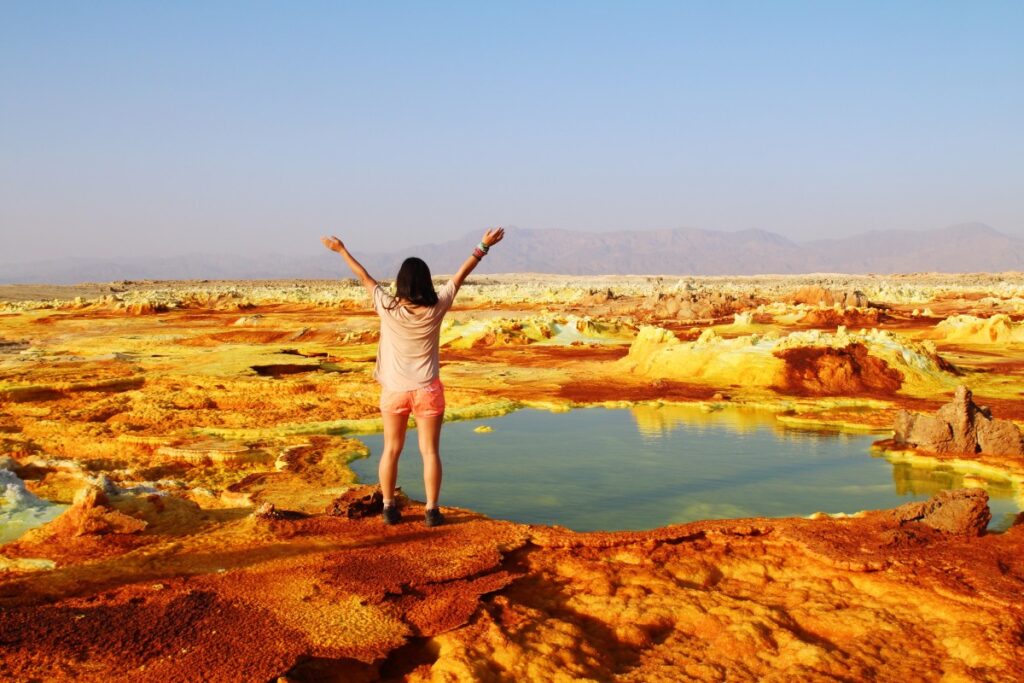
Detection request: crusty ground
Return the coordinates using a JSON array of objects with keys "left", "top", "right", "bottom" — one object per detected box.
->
[{"left": 2, "top": 273, "right": 1024, "bottom": 681}]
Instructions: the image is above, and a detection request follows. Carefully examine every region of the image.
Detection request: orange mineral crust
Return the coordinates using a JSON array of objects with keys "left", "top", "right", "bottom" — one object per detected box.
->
[
  {"left": 2, "top": 491, "right": 1023, "bottom": 681},
  {"left": 2, "top": 273, "right": 1024, "bottom": 681}
]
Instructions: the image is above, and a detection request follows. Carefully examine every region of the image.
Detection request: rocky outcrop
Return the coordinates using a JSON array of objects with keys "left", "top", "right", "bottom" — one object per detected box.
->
[
  {"left": 886, "top": 488, "right": 991, "bottom": 536},
  {"left": 774, "top": 343, "right": 903, "bottom": 395},
  {"left": 325, "top": 486, "right": 408, "bottom": 519},
  {"left": 249, "top": 502, "right": 306, "bottom": 521},
  {"left": 794, "top": 306, "right": 884, "bottom": 328},
  {"left": 57, "top": 485, "right": 149, "bottom": 537},
  {"left": 893, "top": 386, "right": 1024, "bottom": 456},
  {"left": 788, "top": 285, "right": 870, "bottom": 308}
]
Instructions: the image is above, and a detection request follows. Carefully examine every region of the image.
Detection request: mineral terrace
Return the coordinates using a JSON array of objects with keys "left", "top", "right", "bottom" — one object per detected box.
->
[{"left": 2, "top": 273, "right": 1024, "bottom": 682}]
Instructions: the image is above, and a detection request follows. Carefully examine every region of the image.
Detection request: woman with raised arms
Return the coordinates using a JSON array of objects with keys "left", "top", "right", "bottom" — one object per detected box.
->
[{"left": 321, "top": 227, "right": 505, "bottom": 526}]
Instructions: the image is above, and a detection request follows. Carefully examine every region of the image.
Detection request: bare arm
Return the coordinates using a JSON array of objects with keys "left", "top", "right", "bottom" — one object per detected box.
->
[
  {"left": 321, "top": 236, "right": 377, "bottom": 298},
  {"left": 450, "top": 227, "right": 505, "bottom": 291}
]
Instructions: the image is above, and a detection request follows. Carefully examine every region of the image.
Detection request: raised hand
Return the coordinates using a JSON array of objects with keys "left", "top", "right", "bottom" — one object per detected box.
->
[
  {"left": 481, "top": 227, "right": 505, "bottom": 248},
  {"left": 321, "top": 235, "right": 345, "bottom": 253}
]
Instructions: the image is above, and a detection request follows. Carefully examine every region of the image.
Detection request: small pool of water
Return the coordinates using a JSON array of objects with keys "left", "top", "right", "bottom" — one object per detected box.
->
[
  {"left": 1, "top": 469, "right": 68, "bottom": 544},
  {"left": 351, "top": 406, "right": 1022, "bottom": 532}
]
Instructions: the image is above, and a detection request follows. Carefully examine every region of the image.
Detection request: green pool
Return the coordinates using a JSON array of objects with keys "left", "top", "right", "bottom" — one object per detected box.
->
[
  {"left": 351, "top": 405, "right": 1021, "bottom": 531},
  {"left": 0, "top": 469, "right": 68, "bottom": 544}
]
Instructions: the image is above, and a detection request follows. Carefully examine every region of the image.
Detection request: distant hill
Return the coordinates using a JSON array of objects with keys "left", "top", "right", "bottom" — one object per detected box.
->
[
  {"left": 801, "top": 223, "right": 1024, "bottom": 274},
  {"left": 359, "top": 227, "right": 811, "bottom": 277},
  {"left": 2, "top": 223, "right": 1021, "bottom": 284}
]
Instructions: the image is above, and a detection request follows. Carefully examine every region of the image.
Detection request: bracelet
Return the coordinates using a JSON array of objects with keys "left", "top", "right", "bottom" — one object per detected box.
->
[
  {"left": 477, "top": 241, "right": 490, "bottom": 254},
  {"left": 472, "top": 247, "right": 485, "bottom": 260}
]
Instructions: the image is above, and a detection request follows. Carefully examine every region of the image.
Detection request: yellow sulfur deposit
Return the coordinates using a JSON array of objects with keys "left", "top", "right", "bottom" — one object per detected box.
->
[{"left": 931, "top": 314, "right": 1024, "bottom": 344}]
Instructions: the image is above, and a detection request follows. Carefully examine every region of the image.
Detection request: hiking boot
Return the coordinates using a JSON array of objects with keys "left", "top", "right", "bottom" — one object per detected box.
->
[
  {"left": 382, "top": 505, "right": 400, "bottom": 525},
  {"left": 424, "top": 507, "right": 445, "bottom": 527}
]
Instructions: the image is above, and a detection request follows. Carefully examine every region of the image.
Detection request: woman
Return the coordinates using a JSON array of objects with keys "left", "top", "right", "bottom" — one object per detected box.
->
[{"left": 321, "top": 227, "right": 505, "bottom": 526}]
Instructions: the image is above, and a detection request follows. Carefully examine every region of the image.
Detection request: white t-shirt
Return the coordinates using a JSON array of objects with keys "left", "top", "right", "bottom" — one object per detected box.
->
[{"left": 372, "top": 280, "right": 458, "bottom": 392}]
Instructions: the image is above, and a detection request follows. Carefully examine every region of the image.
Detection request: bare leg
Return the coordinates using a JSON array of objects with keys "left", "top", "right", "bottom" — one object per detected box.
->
[
  {"left": 379, "top": 412, "right": 409, "bottom": 503},
  {"left": 415, "top": 414, "right": 443, "bottom": 509}
]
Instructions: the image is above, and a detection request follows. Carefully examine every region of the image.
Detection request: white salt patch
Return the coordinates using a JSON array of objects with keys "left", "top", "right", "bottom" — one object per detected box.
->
[{"left": 0, "top": 469, "right": 68, "bottom": 544}]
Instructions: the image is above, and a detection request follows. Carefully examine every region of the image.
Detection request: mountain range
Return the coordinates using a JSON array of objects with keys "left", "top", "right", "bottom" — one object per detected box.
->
[{"left": 1, "top": 223, "right": 1021, "bottom": 284}]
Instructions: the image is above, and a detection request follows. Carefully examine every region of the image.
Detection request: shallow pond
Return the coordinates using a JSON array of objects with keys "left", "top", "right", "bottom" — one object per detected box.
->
[
  {"left": 1, "top": 469, "right": 68, "bottom": 544},
  {"left": 352, "top": 405, "right": 1022, "bottom": 532}
]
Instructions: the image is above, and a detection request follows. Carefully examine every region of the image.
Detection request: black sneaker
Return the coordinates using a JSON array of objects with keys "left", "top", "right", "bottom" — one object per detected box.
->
[
  {"left": 424, "top": 507, "right": 444, "bottom": 527},
  {"left": 382, "top": 505, "right": 400, "bottom": 525}
]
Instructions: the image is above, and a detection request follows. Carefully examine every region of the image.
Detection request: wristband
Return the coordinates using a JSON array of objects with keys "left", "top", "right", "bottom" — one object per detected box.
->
[
  {"left": 472, "top": 247, "right": 485, "bottom": 260},
  {"left": 477, "top": 241, "right": 490, "bottom": 253}
]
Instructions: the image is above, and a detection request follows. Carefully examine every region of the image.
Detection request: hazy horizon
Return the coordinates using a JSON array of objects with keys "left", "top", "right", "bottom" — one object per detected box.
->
[
  {"left": 3, "top": 222, "right": 1022, "bottom": 285},
  {"left": 2, "top": 2, "right": 1022, "bottom": 262},
  {"left": 1, "top": 221, "right": 1018, "bottom": 267}
]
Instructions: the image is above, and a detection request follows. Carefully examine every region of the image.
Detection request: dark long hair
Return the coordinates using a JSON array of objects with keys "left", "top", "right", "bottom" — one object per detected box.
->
[{"left": 393, "top": 257, "right": 438, "bottom": 307}]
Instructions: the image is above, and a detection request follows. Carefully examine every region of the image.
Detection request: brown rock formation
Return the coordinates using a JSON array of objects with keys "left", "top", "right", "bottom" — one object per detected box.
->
[
  {"left": 54, "top": 485, "right": 149, "bottom": 537},
  {"left": 774, "top": 343, "right": 904, "bottom": 396},
  {"left": 788, "top": 285, "right": 870, "bottom": 308},
  {"left": 640, "top": 290, "right": 750, "bottom": 322},
  {"left": 251, "top": 502, "right": 307, "bottom": 521},
  {"left": 886, "top": 488, "right": 992, "bottom": 536},
  {"left": 894, "top": 386, "right": 1024, "bottom": 456},
  {"left": 325, "top": 487, "right": 408, "bottom": 519},
  {"left": 796, "top": 307, "right": 885, "bottom": 328},
  {"left": 580, "top": 288, "right": 615, "bottom": 305}
]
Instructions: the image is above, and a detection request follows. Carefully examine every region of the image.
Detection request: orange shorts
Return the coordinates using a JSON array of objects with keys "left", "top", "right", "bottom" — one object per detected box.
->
[{"left": 379, "top": 377, "right": 446, "bottom": 418}]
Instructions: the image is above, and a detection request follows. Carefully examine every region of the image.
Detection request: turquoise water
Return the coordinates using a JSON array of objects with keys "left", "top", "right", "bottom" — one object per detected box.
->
[{"left": 351, "top": 406, "right": 1021, "bottom": 532}]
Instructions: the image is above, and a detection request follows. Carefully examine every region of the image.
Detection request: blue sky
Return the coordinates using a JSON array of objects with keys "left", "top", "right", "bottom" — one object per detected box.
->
[{"left": 1, "top": 1, "right": 1022, "bottom": 262}]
